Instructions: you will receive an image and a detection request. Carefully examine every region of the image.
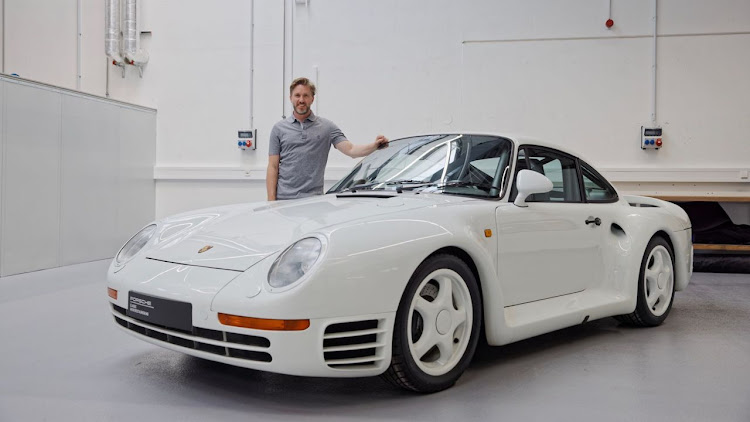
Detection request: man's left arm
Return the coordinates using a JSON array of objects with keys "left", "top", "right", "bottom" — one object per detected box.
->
[{"left": 336, "top": 135, "right": 389, "bottom": 158}]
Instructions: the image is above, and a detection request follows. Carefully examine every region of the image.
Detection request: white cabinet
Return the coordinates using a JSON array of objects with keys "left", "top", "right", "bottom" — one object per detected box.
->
[{"left": 0, "top": 76, "right": 156, "bottom": 276}]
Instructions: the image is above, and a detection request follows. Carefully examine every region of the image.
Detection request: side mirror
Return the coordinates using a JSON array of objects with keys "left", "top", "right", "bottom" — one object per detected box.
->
[{"left": 513, "top": 169, "right": 553, "bottom": 207}]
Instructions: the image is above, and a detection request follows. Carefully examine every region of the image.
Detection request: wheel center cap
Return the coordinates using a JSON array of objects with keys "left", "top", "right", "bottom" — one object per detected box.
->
[
  {"left": 657, "top": 273, "right": 666, "bottom": 289},
  {"left": 436, "top": 310, "right": 452, "bottom": 335}
]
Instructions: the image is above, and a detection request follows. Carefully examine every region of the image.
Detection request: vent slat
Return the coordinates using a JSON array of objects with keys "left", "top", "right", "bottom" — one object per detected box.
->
[
  {"left": 323, "top": 341, "right": 385, "bottom": 353},
  {"left": 323, "top": 328, "right": 385, "bottom": 339},
  {"left": 325, "top": 356, "right": 385, "bottom": 365}
]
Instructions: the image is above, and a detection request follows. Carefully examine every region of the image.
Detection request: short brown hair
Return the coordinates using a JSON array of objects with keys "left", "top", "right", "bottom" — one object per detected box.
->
[{"left": 290, "top": 77, "right": 316, "bottom": 96}]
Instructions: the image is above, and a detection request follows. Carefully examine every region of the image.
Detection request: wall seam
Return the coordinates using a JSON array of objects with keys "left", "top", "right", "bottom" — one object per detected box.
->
[
  {"left": 462, "top": 31, "right": 750, "bottom": 44},
  {"left": 115, "top": 105, "right": 120, "bottom": 255},
  {"left": 0, "top": 81, "right": 5, "bottom": 275},
  {"left": 76, "top": 0, "right": 82, "bottom": 90},
  {"left": 281, "top": 0, "right": 286, "bottom": 119},
  {"left": 57, "top": 93, "right": 63, "bottom": 268},
  {"left": 151, "top": 165, "right": 750, "bottom": 183},
  {"left": 1, "top": 0, "right": 5, "bottom": 74},
  {"left": 249, "top": 0, "right": 254, "bottom": 129}
]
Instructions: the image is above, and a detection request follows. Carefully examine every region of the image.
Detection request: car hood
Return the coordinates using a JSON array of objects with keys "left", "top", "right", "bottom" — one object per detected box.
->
[{"left": 146, "top": 192, "right": 463, "bottom": 271}]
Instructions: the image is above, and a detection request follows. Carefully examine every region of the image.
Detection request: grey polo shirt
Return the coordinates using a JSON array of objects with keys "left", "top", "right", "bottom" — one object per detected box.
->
[{"left": 269, "top": 112, "right": 347, "bottom": 200}]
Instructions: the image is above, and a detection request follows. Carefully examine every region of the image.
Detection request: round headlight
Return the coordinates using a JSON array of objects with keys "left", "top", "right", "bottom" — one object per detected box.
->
[
  {"left": 268, "top": 237, "right": 323, "bottom": 289},
  {"left": 115, "top": 224, "right": 157, "bottom": 265}
]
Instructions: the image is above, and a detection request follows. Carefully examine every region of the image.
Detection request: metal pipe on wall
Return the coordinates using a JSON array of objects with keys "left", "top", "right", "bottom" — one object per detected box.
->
[
  {"left": 105, "top": 0, "right": 123, "bottom": 63},
  {"left": 77, "top": 0, "right": 82, "bottom": 90},
  {"left": 123, "top": 0, "right": 138, "bottom": 58},
  {"left": 105, "top": 57, "right": 110, "bottom": 97},
  {"left": 290, "top": 0, "right": 294, "bottom": 81},
  {"left": 651, "top": 0, "right": 658, "bottom": 125},
  {"left": 2, "top": 0, "right": 5, "bottom": 74},
  {"left": 313, "top": 65, "right": 318, "bottom": 114},
  {"left": 250, "top": 0, "right": 255, "bottom": 129},
  {"left": 281, "top": 0, "right": 286, "bottom": 119}
]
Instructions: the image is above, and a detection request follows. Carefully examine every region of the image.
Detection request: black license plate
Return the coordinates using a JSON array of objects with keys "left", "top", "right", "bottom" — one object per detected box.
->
[{"left": 127, "top": 291, "right": 193, "bottom": 332}]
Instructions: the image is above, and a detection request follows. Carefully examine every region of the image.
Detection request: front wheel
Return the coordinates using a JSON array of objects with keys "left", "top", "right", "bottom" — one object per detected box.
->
[
  {"left": 617, "top": 236, "right": 675, "bottom": 327},
  {"left": 382, "top": 254, "right": 482, "bottom": 393}
]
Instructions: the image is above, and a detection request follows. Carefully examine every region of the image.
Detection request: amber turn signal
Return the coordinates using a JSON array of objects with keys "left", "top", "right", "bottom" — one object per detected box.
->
[
  {"left": 107, "top": 288, "right": 118, "bottom": 300},
  {"left": 218, "top": 313, "right": 310, "bottom": 331},
  {"left": 484, "top": 229, "right": 492, "bottom": 238}
]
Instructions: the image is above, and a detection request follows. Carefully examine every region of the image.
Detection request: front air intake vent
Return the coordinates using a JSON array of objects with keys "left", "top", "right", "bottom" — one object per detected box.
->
[
  {"left": 111, "top": 304, "right": 272, "bottom": 363},
  {"left": 323, "top": 319, "right": 387, "bottom": 369}
]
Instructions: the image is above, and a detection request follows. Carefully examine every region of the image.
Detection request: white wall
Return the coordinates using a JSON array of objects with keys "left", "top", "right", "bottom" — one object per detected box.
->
[
  {"left": 4, "top": 0, "right": 77, "bottom": 88},
  {"left": 1, "top": 0, "right": 749, "bottom": 219}
]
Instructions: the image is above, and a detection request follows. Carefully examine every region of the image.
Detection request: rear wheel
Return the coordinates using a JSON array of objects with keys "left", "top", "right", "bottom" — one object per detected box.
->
[
  {"left": 616, "top": 236, "right": 675, "bottom": 327},
  {"left": 382, "top": 254, "right": 481, "bottom": 393}
]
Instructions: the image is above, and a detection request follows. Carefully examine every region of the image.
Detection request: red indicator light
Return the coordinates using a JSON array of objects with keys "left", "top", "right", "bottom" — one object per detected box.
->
[
  {"left": 605, "top": 19, "right": 614, "bottom": 29},
  {"left": 656, "top": 138, "right": 662, "bottom": 147}
]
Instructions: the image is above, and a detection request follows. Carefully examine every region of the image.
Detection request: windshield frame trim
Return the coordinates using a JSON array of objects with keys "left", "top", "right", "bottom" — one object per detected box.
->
[{"left": 376, "top": 134, "right": 463, "bottom": 189}]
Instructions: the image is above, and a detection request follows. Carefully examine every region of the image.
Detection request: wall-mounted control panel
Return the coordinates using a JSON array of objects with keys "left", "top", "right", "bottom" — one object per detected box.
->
[
  {"left": 641, "top": 126, "right": 663, "bottom": 150},
  {"left": 238, "top": 130, "right": 257, "bottom": 150}
]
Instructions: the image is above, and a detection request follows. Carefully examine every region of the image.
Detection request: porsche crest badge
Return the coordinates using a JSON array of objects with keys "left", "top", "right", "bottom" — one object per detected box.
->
[{"left": 198, "top": 245, "right": 213, "bottom": 254}]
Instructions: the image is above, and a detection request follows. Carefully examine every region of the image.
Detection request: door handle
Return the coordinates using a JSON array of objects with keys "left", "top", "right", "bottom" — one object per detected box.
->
[{"left": 585, "top": 217, "right": 601, "bottom": 226}]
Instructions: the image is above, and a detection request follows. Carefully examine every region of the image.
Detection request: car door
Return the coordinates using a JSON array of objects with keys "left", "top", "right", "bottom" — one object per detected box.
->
[{"left": 496, "top": 146, "right": 607, "bottom": 306}]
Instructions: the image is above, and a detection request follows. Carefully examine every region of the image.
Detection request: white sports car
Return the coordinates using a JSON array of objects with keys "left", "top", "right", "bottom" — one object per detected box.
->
[{"left": 107, "top": 134, "right": 692, "bottom": 393}]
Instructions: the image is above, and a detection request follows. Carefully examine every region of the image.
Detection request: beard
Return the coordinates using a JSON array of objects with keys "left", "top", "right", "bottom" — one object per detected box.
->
[{"left": 295, "top": 104, "right": 309, "bottom": 115}]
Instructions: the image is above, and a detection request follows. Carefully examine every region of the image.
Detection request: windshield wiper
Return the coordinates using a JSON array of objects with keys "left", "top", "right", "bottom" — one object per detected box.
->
[
  {"left": 342, "top": 180, "right": 435, "bottom": 193},
  {"left": 385, "top": 179, "right": 434, "bottom": 185},
  {"left": 438, "top": 180, "right": 493, "bottom": 192},
  {"left": 342, "top": 181, "right": 379, "bottom": 192}
]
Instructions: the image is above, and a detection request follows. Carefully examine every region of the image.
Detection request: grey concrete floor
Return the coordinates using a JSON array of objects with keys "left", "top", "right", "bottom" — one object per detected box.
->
[{"left": 1, "top": 260, "right": 749, "bottom": 422}]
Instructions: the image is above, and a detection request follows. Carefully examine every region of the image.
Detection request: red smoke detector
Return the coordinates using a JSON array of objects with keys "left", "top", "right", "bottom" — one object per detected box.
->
[{"left": 605, "top": 19, "right": 614, "bottom": 29}]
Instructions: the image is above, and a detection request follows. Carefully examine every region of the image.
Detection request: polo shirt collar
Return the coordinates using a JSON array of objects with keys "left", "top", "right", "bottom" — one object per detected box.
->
[{"left": 288, "top": 111, "right": 317, "bottom": 123}]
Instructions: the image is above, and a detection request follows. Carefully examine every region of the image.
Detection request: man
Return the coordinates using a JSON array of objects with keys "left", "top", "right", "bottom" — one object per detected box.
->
[{"left": 266, "top": 77, "right": 389, "bottom": 201}]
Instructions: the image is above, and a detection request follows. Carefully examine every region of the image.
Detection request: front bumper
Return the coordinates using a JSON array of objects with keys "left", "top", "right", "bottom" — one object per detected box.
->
[{"left": 109, "top": 301, "right": 395, "bottom": 378}]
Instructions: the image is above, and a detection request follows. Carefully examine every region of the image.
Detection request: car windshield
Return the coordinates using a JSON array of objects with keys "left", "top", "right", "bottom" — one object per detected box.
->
[{"left": 328, "top": 134, "right": 513, "bottom": 198}]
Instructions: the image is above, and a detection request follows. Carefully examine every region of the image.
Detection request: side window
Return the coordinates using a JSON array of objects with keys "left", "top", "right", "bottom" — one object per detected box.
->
[
  {"left": 511, "top": 147, "right": 582, "bottom": 203},
  {"left": 581, "top": 161, "right": 618, "bottom": 202},
  {"left": 444, "top": 135, "right": 512, "bottom": 195}
]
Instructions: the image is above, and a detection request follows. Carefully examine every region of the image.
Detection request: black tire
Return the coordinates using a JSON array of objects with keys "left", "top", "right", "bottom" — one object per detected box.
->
[
  {"left": 616, "top": 236, "right": 676, "bottom": 327},
  {"left": 382, "top": 254, "right": 482, "bottom": 393}
]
